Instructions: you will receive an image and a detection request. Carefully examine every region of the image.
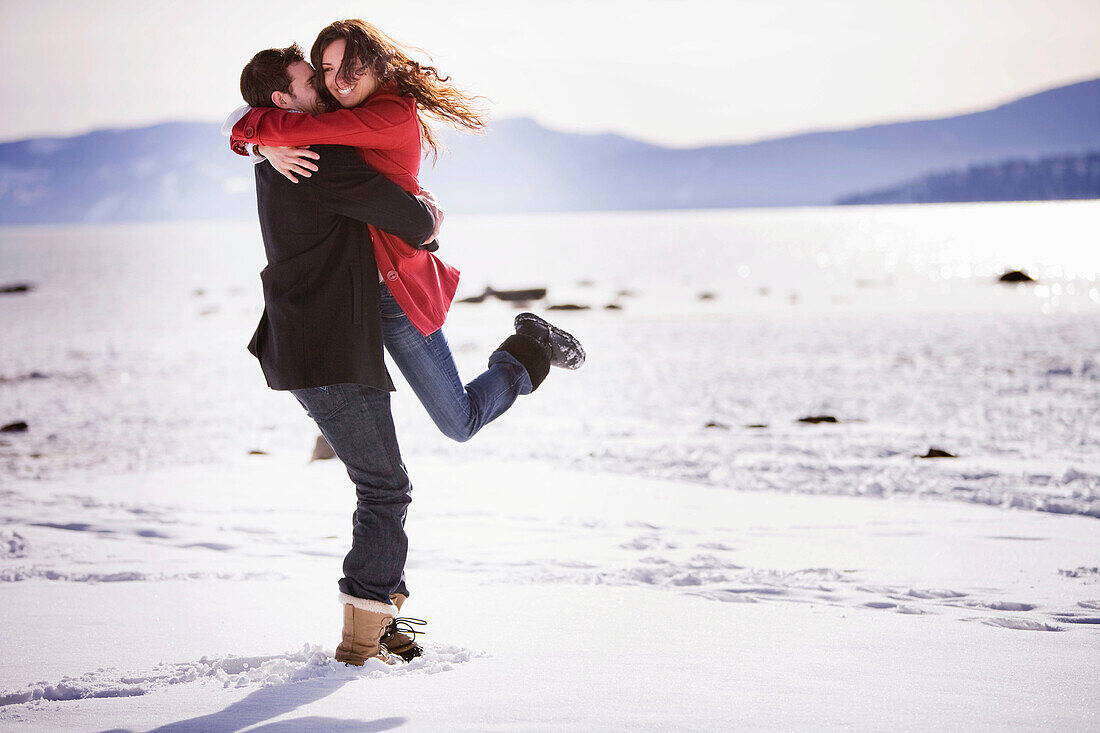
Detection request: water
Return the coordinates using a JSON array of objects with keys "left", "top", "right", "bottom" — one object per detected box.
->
[
  {"left": 2, "top": 200, "right": 1098, "bottom": 331},
  {"left": 443, "top": 200, "right": 1100, "bottom": 314}
]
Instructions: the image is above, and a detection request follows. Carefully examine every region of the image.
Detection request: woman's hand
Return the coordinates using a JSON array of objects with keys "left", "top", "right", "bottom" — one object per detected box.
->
[
  {"left": 258, "top": 145, "right": 320, "bottom": 183},
  {"left": 417, "top": 189, "right": 444, "bottom": 247}
]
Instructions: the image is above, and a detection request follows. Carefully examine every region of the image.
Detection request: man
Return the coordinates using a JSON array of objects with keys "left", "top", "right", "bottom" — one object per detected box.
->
[
  {"left": 232, "top": 44, "right": 581, "bottom": 667},
  {"left": 233, "top": 44, "right": 441, "bottom": 665}
]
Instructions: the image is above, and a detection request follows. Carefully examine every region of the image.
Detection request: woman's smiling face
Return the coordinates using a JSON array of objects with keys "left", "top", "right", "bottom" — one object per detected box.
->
[{"left": 321, "top": 38, "right": 379, "bottom": 108}]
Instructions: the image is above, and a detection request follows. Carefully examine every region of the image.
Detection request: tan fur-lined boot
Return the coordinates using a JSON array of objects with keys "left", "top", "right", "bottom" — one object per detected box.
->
[
  {"left": 380, "top": 593, "right": 426, "bottom": 662},
  {"left": 334, "top": 593, "right": 398, "bottom": 666}
]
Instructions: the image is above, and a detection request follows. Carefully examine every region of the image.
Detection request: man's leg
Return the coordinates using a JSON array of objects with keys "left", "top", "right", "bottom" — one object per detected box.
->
[
  {"left": 291, "top": 383, "right": 410, "bottom": 603},
  {"left": 291, "top": 383, "right": 412, "bottom": 664},
  {"left": 380, "top": 286, "right": 548, "bottom": 443}
]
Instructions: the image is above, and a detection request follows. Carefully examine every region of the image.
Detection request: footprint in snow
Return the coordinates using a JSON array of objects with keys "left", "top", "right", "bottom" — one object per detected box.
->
[
  {"left": 1049, "top": 613, "right": 1100, "bottom": 625},
  {"left": 951, "top": 600, "right": 1037, "bottom": 612},
  {"left": 905, "top": 588, "right": 968, "bottom": 600},
  {"left": 696, "top": 542, "right": 736, "bottom": 551},
  {"left": 862, "top": 602, "right": 926, "bottom": 614},
  {"left": 978, "top": 617, "right": 1062, "bottom": 632}
]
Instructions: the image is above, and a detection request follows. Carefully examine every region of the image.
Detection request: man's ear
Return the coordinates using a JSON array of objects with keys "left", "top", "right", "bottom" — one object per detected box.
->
[{"left": 271, "top": 90, "right": 291, "bottom": 110}]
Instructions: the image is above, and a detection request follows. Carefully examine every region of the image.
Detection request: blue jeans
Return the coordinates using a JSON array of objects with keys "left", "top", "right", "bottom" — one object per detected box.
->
[
  {"left": 290, "top": 286, "right": 533, "bottom": 602},
  {"left": 380, "top": 284, "right": 532, "bottom": 442},
  {"left": 291, "top": 383, "right": 412, "bottom": 603}
]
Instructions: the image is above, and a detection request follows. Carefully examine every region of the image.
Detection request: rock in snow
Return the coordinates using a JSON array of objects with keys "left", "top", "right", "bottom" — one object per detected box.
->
[
  {"left": 457, "top": 286, "right": 547, "bottom": 304},
  {"left": 798, "top": 415, "right": 840, "bottom": 424},
  {"left": 920, "top": 448, "right": 958, "bottom": 458},
  {"left": 0, "top": 282, "right": 34, "bottom": 294},
  {"left": 311, "top": 435, "right": 336, "bottom": 461}
]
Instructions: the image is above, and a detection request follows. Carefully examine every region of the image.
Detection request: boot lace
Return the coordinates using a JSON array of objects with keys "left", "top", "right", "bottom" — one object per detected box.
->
[{"left": 384, "top": 616, "right": 427, "bottom": 642}]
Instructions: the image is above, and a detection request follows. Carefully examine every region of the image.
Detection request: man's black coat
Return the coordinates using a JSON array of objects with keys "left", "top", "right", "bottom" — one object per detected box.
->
[{"left": 247, "top": 145, "right": 436, "bottom": 392}]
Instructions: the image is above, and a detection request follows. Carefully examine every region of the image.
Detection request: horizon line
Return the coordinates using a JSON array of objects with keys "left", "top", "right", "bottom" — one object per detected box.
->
[{"left": 1, "top": 73, "right": 1096, "bottom": 150}]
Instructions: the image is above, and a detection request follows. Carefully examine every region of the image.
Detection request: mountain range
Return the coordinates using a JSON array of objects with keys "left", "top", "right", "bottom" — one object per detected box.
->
[
  {"left": 0, "top": 77, "right": 1097, "bottom": 224},
  {"left": 838, "top": 151, "right": 1100, "bottom": 205}
]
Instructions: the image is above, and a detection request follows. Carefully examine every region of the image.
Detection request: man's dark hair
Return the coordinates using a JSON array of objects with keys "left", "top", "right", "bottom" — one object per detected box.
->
[{"left": 240, "top": 44, "right": 305, "bottom": 108}]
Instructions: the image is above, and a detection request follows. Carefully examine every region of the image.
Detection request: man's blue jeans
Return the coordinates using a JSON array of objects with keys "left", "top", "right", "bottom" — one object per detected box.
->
[
  {"left": 291, "top": 383, "right": 412, "bottom": 603},
  {"left": 290, "top": 285, "right": 533, "bottom": 603}
]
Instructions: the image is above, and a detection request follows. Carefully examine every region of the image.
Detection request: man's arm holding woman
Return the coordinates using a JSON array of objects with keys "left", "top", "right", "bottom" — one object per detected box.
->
[
  {"left": 297, "top": 145, "right": 442, "bottom": 247},
  {"left": 222, "top": 102, "right": 441, "bottom": 246}
]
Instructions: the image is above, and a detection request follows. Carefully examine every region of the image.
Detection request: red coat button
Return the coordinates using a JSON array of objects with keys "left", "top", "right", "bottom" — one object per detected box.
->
[
  {"left": 244, "top": 126, "right": 255, "bottom": 138},
  {"left": 386, "top": 271, "right": 398, "bottom": 281}
]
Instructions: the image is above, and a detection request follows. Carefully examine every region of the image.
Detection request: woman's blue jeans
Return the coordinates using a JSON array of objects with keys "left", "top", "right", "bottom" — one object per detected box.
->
[
  {"left": 290, "top": 285, "right": 533, "bottom": 603},
  {"left": 379, "top": 283, "right": 532, "bottom": 442}
]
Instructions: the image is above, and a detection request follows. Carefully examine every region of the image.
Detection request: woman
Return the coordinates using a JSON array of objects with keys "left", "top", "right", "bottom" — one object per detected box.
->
[{"left": 231, "top": 19, "right": 585, "bottom": 445}]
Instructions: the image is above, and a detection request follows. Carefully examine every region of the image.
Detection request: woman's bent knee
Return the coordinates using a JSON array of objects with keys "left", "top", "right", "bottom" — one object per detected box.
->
[
  {"left": 440, "top": 424, "right": 476, "bottom": 443},
  {"left": 435, "top": 415, "right": 477, "bottom": 443}
]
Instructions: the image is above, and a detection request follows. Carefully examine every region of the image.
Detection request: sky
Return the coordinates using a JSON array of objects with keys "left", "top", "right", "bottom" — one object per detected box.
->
[{"left": 2, "top": 0, "right": 1099, "bottom": 147}]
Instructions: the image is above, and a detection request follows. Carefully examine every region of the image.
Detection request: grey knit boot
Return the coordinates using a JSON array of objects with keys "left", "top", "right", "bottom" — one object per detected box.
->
[{"left": 514, "top": 313, "right": 586, "bottom": 370}]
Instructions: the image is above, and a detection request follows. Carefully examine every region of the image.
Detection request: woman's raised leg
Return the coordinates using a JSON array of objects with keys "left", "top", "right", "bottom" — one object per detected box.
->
[{"left": 379, "top": 286, "right": 540, "bottom": 442}]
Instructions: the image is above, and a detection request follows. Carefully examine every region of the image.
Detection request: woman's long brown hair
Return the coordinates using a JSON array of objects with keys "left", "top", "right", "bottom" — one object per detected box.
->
[{"left": 310, "top": 19, "right": 488, "bottom": 160}]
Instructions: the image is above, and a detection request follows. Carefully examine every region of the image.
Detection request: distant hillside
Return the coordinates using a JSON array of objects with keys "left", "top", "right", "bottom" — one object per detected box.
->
[
  {"left": 0, "top": 122, "right": 239, "bottom": 224},
  {"left": 0, "top": 77, "right": 1098, "bottom": 223},
  {"left": 837, "top": 151, "right": 1100, "bottom": 205}
]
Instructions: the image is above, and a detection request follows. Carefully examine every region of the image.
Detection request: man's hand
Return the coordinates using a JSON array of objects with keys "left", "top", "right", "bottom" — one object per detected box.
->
[
  {"left": 259, "top": 145, "right": 320, "bottom": 183},
  {"left": 417, "top": 189, "right": 443, "bottom": 249}
]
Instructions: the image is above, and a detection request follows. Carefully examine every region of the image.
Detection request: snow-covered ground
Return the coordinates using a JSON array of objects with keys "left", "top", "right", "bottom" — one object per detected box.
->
[{"left": 0, "top": 201, "right": 1098, "bottom": 730}]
